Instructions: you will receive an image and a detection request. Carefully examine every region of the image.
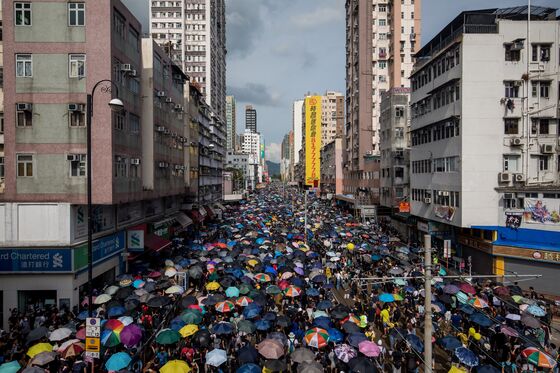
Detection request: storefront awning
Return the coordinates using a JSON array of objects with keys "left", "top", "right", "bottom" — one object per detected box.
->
[
  {"left": 171, "top": 212, "right": 193, "bottom": 228},
  {"left": 188, "top": 210, "right": 204, "bottom": 224},
  {"left": 204, "top": 205, "right": 215, "bottom": 219},
  {"left": 335, "top": 194, "right": 357, "bottom": 205},
  {"left": 145, "top": 234, "right": 172, "bottom": 253}
]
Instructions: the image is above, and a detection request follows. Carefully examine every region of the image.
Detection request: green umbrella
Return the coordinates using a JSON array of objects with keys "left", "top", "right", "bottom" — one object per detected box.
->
[
  {"left": 237, "top": 320, "right": 256, "bottom": 333},
  {"left": 208, "top": 272, "right": 220, "bottom": 282},
  {"left": 181, "top": 310, "right": 203, "bottom": 325},
  {"left": 239, "top": 284, "right": 252, "bottom": 295},
  {"left": 0, "top": 361, "right": 21, "bottom": 373},
  {"left": 155, "top": 329, "right": 181, "bottom": 345},
  {"left": 266, "top": 285, "right": 281, "bottom": 295}
]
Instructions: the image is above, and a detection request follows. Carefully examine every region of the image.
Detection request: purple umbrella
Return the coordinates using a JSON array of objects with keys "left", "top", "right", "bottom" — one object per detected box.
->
[
  {"left": 120, "top": 324, "right": 143, "bottom": 347},
  {"left": 295, "top": 267, "right": 305, "bottom": 276},
  {"left": 443, "top": 284, "right": 460, "bottom": 294}
]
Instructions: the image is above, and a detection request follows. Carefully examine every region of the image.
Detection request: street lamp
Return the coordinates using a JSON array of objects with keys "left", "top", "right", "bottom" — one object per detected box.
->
[{"left": 87, "top": 80, "right": 123, "bottom": 317}]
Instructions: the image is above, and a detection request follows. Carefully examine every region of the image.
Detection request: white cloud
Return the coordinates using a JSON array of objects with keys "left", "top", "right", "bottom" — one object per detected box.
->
[
  {"left": 290, "top": 1, "right": 344, "bottom": 29},
  {"left": 266, "top": 143, "right": 282, "bottom": 163}
]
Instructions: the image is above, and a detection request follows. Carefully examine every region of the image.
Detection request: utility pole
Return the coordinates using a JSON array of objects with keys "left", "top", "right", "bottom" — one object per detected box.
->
[
  {"left": 304, "top": 190, "right": 308, "bottom": 244},
  {"left": 424, "top": 234, "right": 433, "bottom": 372}
]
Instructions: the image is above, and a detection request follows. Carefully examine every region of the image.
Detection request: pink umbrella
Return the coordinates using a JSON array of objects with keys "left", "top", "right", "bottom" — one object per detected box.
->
[
  {"left": 459, "top": 283, "right": 476, "bottom": 295},
  {"left": 358, "top": 340, "right": 381, "bottom": 357},
  {"left": 75, "top": 328, "right": 86, "bottom": 340},
  {"left": 120, "top": 324, "right": 143, "bottom": 347},
  {"left": 500, "top": 325, "right": 519, "bottom": 338}
]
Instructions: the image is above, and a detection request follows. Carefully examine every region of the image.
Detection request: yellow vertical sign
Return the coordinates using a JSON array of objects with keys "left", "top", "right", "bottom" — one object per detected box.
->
[{"left": 305, "top": 96, "right": 322, "bottom": 186}]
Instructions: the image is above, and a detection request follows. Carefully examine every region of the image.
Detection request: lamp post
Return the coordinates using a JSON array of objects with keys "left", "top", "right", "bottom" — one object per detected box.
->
[{"left": 87, "top": 80, "right": 123, "bottom": 317}]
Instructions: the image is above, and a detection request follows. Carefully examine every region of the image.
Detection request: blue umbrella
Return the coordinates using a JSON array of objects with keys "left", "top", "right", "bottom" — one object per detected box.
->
[
  {"left": 255, "top": 319, "right": 271, "bottom": 331},
  {"left": 476, "top": 365, "right": 500, "bottom": 373},
  {"left": 404, "top": 286, "right": 415, "bottom": 293},
  {"left": 313, "top": 316, "right": 333, "bottom": 330},
  {"left": 212, "top": 322, "right": 234, "bottom": 335},
  {"left": 264, "top": 266, "right": 277, "bottom": 275},
  {"left": 263, "top": 312, "right": 277, "bottom": 321},
  {"left": 406, "top": 334, "right": 424, "bottom": 353},
  {"left": 292, "top": 278, "right": 305, "bottom": 287},
  {"left": 105, "top": 352, "right": 131, "bottom": 371},
  {"left": 306, "top": 288, "right": 320, "bottom": 296},
  {"left": 243, "top": 304, "right": 262, "bottom": 319},
  {"left": 256, "top": 238, "right": 265, "bottom": 245},
  {"left": 470, "top": 312, "right": 493, "bottom": 327},
  {"left": 379, "top": 293, "right": 395, "bottom": 303},
  {"left": 225, "top": 287, "right": 240, "bottom": 298},
  {"left": 170, "top": 316, "right": 186, "bottom": 332},
  {"left": 455, "top": 347, "right": 479, "bottom": 367},
  {"left": 312, "top": 275, "right": 327, "bottom": 283},
  {"left": 432, "top": 301, "right": 446, "bottom": 314},
  {"left": 371, "top": 255, "right": 381, "bottom": 261},
  {"left": 437, "top": 336, "right": 462, "bottom": 351},
  {"left": 236, "top": 363, "right": 261, "bottom": 373},
  {"left": 0, "top": 361, "right": 21, "bottom": 373},
  {"left": 460, "top": 304, "right": 476, "bottom": 315},
  {"left": 77, "top": 310, "right": 89, "bottom": 320},
  {"left": 327, "top": 328, "right": 344, "bottom": 343},
  {"left": 107, "top": 306, "right": 126, "bottom": 318},
  {"left": 526, "top": 304, "right": 546, "bottom": 317},
  {"left": 317, "top": 300, "right": 333, "bottom": 310}
]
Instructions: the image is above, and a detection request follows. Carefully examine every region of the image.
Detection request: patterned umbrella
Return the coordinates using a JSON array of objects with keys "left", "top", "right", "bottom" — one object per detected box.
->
[
  {"left": 521, "top": 347, "right": 557, "bottom": 368},
  {"left": 59, "top": 342, "right": 85, "bottom": 358},
  {"left": 254, "top": 273, "right": 272, "bottom": 283},
  {"left": 105, "top": 319, "right": 125, "bottom": 332},
  {"left": 469, "top": 297, "right": 489, "bottom": 309},
  {"left": 101, "top": 329, "right": 121, "bottom": 347},
  {"left": 215, "top": 301, "right": 235, "bottom": 313},
  {"left": 526, "top": 304, "right": 546, "bottom": 317},
  {"left": 334, "top": 344, "right": 357, "bottom": 363},
  {"left": 283, "top": 285, "right": 302, "bottom": 297},
  {"left": 235, "top": 296, "right": 253, "bottom": 307},
  {"left": 304, "top": 328, "right": 330, "bottom": 349},
  {"left": 455, "top": 347, "right": 479, "bottom": 367}
]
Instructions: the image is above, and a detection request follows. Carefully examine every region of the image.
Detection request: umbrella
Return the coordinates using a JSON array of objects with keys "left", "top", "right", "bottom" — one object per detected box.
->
[
  {"left": 469, "top": 313, "right": 493, "bottom": 327},
  {"left": 0, "top": 361, "right": 21, "bottom": 373},
  {"left": 237, "top": 344, "right": 258, "bottom": 364},
  {"left": 379, "top": 293, "right": 394, "bottom": 303},
  {"left": 406, "top": 334, "right": 424, "bottom": 353},
  {"left": 347, "top": 333, "right": 368, "bottom": 347},
  {"left": 27, "top": 343, "right": 53, "bottom": 358},
  {"left": 316, "top": 300, "right": 333, "bottom": 310},
  {"left": 264, "top": 359, "right": 287, "bottom": 372},
  {"left": 225, "top": 286, "right": 240, "bottom": 297},
  {"left": 284, "top": 285, "right": 302, "bottom": 297},
  {"left": 48, "top": 327, "right": 72, "bottom": 342},
  {"left": 237, "top": 320, "right": 257, "bottom": 334},
  {"left": 147, "top": 296, "right": 171, "bottom": 308},
  {"left": 437, "top": 336, "right": 462, "bottom": 351},
  {"left": 235, "top": 296, "right": 253, "bottom": 307},
  {"left": 205, "top": 281, "right": 221, "bottom": 291},
  {"left": 181, "top": 310, "right": 203, "bottom": 325},
  {"left": 156, "top": 329, "right": 181, "bottom": 345},
  {"left": 107, "top": 306, "right": 126, "bottom": 318},
  {"left": 291, "top": 348, "right": 315, "bottom": 364},
  {"left": 521, "top": 347, "right": 557, "bottom": 368},
  {"left": 521, "top": 314, "right": 541, "bottom": 329},
  {"left": 459, "top": 283, "right": 476, "bottom": 295},
  {"left": 526, "top": 304, "right": 546, "bottom": 317},
  {"left": 476, "top": 365, "right": 500, "bottom": 373},
  {"left": 297, "top": 361, "right": 323, "bottom": 373},
  {"left": 505, "top": 313, "right": 521, "bottom": 321},
  {"left": 120, "top": 324, "right": 142, "bottom": 347},
  {"left": 179, "top": 324, "right": 199, "bottom": 338},
  {"left": 455, "top": 347, "right": 479, "bottom": 367},
  {"left": 215, "top": 301, "right": 235, "bottom": 313},
  {"left": 206, "top": 349, "right": 227, "bottom": 367},
  {"left": 257, "top": 339, "right": 284, "bottom": 359},
  {"left": 192, "top": 329, "right": 212, "bottom": 348},
  {"left": 101, "top": 329, "right": 121, "bottom": 347},
  {"left": 500, "top": 325, "right": 519, "bottom": 338},
  {"left": 94, "top": 293, "right": 111, "bottom": 304},
  {"left": 30, "top": 351, "right": 57, "bottom": 366},
  {"left": 254, "top": 273, "right": 272, "bottom": 282},
  {"left": 160, "top": 360, "right": 191, "bottom": 373},
  {"left": 255, "top": 319, "right": 272, "bottom": 331},
  {"left": 27, "top": 327, "right": 49, "bottom": 343},
  {"left": 236, "top": 363, "right": 261, "bottom": 373},
  {"left": 334, "top": 344, "right": 357, "bottom": 363},
  {"left": 265, "top": 285, "right": 282, "bottom": 295},
  {"left": 22, "top": 367, "right": 45, "bottom": 373},
  {"left": 118, "top": 316, "right": 134, "bottom": 326},
  {"left": 211, "top": 322, "right": 234, "bottom": 335},
  {"left": 348, "top": 356, "right": 377, "bottom": 373},
  {"left": 243, "top": 304, "right": 262, "bottom": 319},
  {"left": 105, "top": 352, "right": 131, "bottom": 371},
  {"left": 58, "top": 341, "right": 84, "bottom": 358},
  {"left": 165, "top": 285, "right": 185, "bottom": 295},
  {"left": 304, "top": 328, "right": 329, "bottom": 349},
  {"left": 358, "top": 340, "right": 381, "bottom": 357},
  {"left": 469, "top": 297, "right": 489, "bottom": 309}
]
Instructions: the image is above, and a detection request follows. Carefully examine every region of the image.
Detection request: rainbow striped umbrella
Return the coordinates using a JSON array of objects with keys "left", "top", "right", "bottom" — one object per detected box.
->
[
  {"left": 304, "top": 328, "right": 330, "bottom": 349},
  {"left": 521, "top": 347, "right": 557, "bottom": 368},
  {"left": 283, "top": 285, "right": 302, "bottom": 297},
  {"left": 254, "top": 273, "right": 272, "bottom": 283},
  {"left": 235, "top": 296, "right": 253, "bottom": 307},
  {"left": 469, "top": 297, "right": 489, "bottom": 309},
  {"left": 215, "top": 301, "right": 235, "bottom": 313}
]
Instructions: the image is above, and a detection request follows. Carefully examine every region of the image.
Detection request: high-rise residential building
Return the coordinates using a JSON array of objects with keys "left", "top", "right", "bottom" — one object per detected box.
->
[
  {"left": 240, "top": 130, "right": 261, "bottom": 186},
  {"left": 0, "top": 2, "right": 4, "bottom": 194},
  {"left": 292, "top": 100, "right": 304, "bottom": 173},
  {"left": 245, "top": 105, "right": 257, "bottom": 133},
  {"left": 280, "top": 132, "right": 292, "bottom": 182},
  {"left": 409, "top": 6, "right": 560, "bottom": 295},
  {"left": 344, "top": 0, "right": 421, "bottom": 204},
  {"left": 149, "top": 0, "right": 226, "bottom": 120},
  {"left": 321, "top": 91, "right": 344, "bottom": 148},
  {"left": 226, "top": 96, "right": 236, "bottom": 151}
]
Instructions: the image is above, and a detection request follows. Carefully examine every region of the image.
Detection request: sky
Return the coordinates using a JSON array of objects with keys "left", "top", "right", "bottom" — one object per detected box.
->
[{"left": 124, "top": 0, "right": 558, "bottom": 162}]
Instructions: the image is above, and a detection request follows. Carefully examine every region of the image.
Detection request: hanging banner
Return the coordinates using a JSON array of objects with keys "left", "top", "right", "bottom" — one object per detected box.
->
[
  {"left": 305, "top": 96, "right": 322, "bottom": 186},
  {"left": 523, "top": 198, "right": 560, "bottom": 225},
  {"left": 434, "top": 206, "right": 455, "bottom": 222}
]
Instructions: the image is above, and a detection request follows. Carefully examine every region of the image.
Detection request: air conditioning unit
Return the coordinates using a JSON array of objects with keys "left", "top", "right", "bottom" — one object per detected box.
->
[
  {"left": 438, "top": 191, "right": 449, "bottom": 196},
  {"left": 511, "top": 41, "right": 524, "bottom": 51},
  {"left": 156, "top": 126, "right": 166, "bottom": 132},
  {"left": 510, "top": 138, "right": 523, "bottom": 146},
  {"left": 423, "top": 197, "right": 432, "bottom": 204},
  {"left": 504, "top": 193, "right": 514, "bottom": 200},
  {"left": 130, "top": 158, "right": 141, "bottom": 165},
  {"left": 157, "top": 91, "right": 166, "bottom": 97},
  {"left": 514, "top": 174, "right": 524, "bottom": 182},
  {"left": 410, "top": 33, "right": 416, "bottom": 41},
  {"left": 129, "top": 70, "right": 137, "bottom": 77},
  {"left": 175, "top": 165, "right": 182, "bottom": 170},
  {"left": 17, "top": 103, "right": 32, "bottom": 111},
  {"left": 171, "top": 132, "right": 177, "bottom": 138},
  {"left": 165, "top": 97, "right": 173, "bottom": 103},
  {"left": 541, "top": 144, "right": 554, "bottom": 154},
  {"left": 120, "top": 64, "right": 133, "bottom": 72},
  {"left": 66, "top": 154, "right": 79, "bottom": 161},
  {"left": 164, "top": 128, "right": 170, "bottom": 135},
  {"left": 499, "top": 172, "right": 511, "bottom": 183},
  {"left": 174, "top": 104, "right": 183, "bottom": 111},
  {"left": 68, "top": 103, "right": 85, "bottom": 112},
  {"left": 158, "top": 162, "right": 166, "bottom": 168}
]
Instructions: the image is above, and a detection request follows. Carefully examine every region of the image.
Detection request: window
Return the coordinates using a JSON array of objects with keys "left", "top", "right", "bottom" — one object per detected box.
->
[
  {"left": 504, "top": 118, "right": 519, "bottom": 135},
  {"left": 69, "top": 107, "right": 85, "bottom": 127},
  {"left": 539, "top": 119, "right": 549, "bottom": 135},
  {"left": 532, "top": 81, "right": 551, "bottom": 99},
  {"left": 538, "top": 155, "right": 549, "bottom": 171},
  {"left": 0, "top": 114, "right": 4, "bottom": 134},
  {"left": 379, "top": 19, "right": 386, "bottom": 26},
  {"left": 17, "top": 154, "right": 33, "bottom": 177},
  {"left": 129, "top": 114, "right": 140, "bottom": 133},
  {"left": 14, "top": 2, "right": 32, "bottom": 26},
  {"left": 16, "top": 54, "right": 32, "bottom": 77},
  {"left": 114, "top": 156, "right": 127, "bottom": 177},
  {"left": 113, "top": 9, "right": 125, "bottom": 39},
  {"left": 113, "top": 111, "right": 125, "bottom": 131},
  {"left": 503, "top": 155, "right": 520, "bottom": 172},
  {"left": 378, "top": 4, "right": 386, "bottom": 12},
  {"left": 504, "top": 44, "right": 520, "bottom": 61},
  {"left": 395, "top": 107, "right": 404, "bottom": 117},
  {"left": 128, "top": 27, "right": 140, "bottom": 51},
  {"left": 0, "top": 157, "right": 3, "bottom": 179},
  {"left": 69, "top": 54, "right": 85, "bottom": 78},
  {"left": 69, "top": 154, "right": 86, "bottom": 177},
  {"left": 16, "top": 105, "right": 33, "bottom": 127},
  {"left": 68, "top": 3, "right": 85, "bottom": 26},
  {"left": 504, "top": 81, "right": 520, "bottom": 98},
  {"left": 378, "top": 61, "right": 387, "bottom": 69}
]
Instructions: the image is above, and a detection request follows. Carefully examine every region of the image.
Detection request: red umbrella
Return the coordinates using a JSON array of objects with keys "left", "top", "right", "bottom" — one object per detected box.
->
[
  {"left": 459, "top": 283, "right": 476, "bottom": 295},
  {"left": 278, "top": 280, "right": 290, "bottom": 290},
  {"left": 75, "top": 328, "right": 86, "bottom": 340}
]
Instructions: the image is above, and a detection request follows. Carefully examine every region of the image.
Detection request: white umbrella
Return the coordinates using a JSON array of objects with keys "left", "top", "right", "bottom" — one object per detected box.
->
[
  {"left": 49, "top": 328, "right": 72, "bottom": 342},
  {"left": 56, "top": 339, "right": 81, "bottom": 352},
  {"left": 104, "top": 286, "right": 119, "bottom": 296},
  {"left": 165, "top": 285, "right": 185, "bottom": 295},
  {"left": 93, "top": 294, "right": 111, "bottom": 304},
  {"left": 205, "top": 349, "right": 227, "bottom": 367}
]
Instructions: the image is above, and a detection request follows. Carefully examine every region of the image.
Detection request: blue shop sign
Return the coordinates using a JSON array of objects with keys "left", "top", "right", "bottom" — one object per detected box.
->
[
  {"left": 74, "top": 231, "right": 126, "bottom": 271},
  {"left": 0, "top": 248, "right": 73, "bottom": 273}
]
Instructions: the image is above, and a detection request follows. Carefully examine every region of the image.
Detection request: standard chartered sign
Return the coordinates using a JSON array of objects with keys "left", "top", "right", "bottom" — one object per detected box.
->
[{"left": 0, "top": 249, "right": 72, "bottom": 272}]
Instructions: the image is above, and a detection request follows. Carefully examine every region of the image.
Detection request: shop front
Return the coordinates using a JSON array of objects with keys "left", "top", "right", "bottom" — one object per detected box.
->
[{"left": 458, "top": 235, "right": 495, "bottom": 276}]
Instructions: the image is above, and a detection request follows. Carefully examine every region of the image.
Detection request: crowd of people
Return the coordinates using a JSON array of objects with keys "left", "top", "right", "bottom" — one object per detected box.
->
[{"left": 0, "top": 184, "right": 557, "bottom": 373}]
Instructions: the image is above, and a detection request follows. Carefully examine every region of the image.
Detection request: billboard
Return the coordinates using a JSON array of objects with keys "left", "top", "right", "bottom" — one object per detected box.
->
[{"left": 305, "top": 96, "right": 322, "bottom": 186}]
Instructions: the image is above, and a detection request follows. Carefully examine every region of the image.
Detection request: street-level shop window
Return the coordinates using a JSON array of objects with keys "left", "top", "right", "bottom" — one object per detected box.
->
[
  {"left": 16, "top": 54, "right": 32, "bottom": 77},
  {"left": 14, "top": 2, "right": 32, "bottom": 26},
  {"left": 68, "top": 3, "right": 85, "bottom": 26},
  {"left": 69, "top": 54, "right": 86, "bottom": 78},
  {"left": 17, "top": 154, "right": 33, "bottom": 177},
  {"left": 68, "top": 154, "right": 86, "bottom": 177}
]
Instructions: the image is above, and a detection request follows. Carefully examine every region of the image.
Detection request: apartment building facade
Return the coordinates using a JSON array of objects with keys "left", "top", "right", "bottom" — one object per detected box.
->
[
  {"left": 245, "top": 104, "right": 257, "bottom": 133},
  {"left": 321, "top": 91, "right": 344, "bottom": 147},
  {"left": 225, "top": 95, "right": 236, "bottom": 151},
  {"left": 409, "top": 6, "right": 560, "bottom": 294}
]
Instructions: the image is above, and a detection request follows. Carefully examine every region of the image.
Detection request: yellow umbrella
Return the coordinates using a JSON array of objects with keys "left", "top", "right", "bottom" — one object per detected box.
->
[
  {"left": 205, "top": 281, "right": 221, "bottom": 291},
  {"left": 179, "top": 324, "right": 199, "bottom": 338},
  {"left": 27, "top": 343, "right": 53, "bottom": 358},
  {"left": 160, "top": 359, "right": 191, "bottom": 373},
  {"left": 448, "top": 366, "right": 467, "bottom": 373},
  {"left": 247, "top": 259, "right": 258, "bottom": 267}
]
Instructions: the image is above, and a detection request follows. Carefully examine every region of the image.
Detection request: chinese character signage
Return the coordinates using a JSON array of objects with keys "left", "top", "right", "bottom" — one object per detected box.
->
[
  {"left": 0, "top": 249, "right": 72, "bottom": 272},
  {"left": 305, "top": 96, "right": 322, "bottom": 186}
]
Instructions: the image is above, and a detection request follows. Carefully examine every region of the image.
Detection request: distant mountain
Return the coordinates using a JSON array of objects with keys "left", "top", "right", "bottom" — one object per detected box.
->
[{"left": 266, "top": 161, "right": 280, "bottom": 176}]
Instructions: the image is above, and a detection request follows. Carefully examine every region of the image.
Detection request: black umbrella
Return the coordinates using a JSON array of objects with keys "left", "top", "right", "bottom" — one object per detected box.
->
[
  {"left": 147, "top": 296, "right": 172, "bottom": 308},
  {"left": 220, "top": 276, "right": 237, "bottom": 288},
  {"left": 106, "top": 300, "right": 124, "bottom": 310},
  {"left": 155, "top": 280, "right": 172, "bottom": 291},
  {"left": 202, "top": 294, "right": 225, "bottom": 306},
  {"left": 192, "top": 329, "right": 211, "bottom": 348},
  {"left": 237, "top": 344, "right": 258, "bottom": 364},
  {"left": 342, "top": 322, "right": 361, "bottom": 334},
  {"left": 26, "top": 327, "right": 49, "bottom": 343},
  {"left": 276, "top": 316, "right": 290, "bottom": 328},
  {"left": 331, "top": 304, "right": 350, "bottom": 319},
  {"left": 115, "top": 287, "right": 134, "bottom": 300},
  {"left": 124, "top": 299, "right": 140, "bottom": 311},
  {"left": 181, "top": 296, "right": 197, "bottom": 308},
  {"left": 348, "top": 356, "right": 377, "bottom": 373},
  {"left": 264, "top": 359, "right": 287, "bottom": 372}
]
